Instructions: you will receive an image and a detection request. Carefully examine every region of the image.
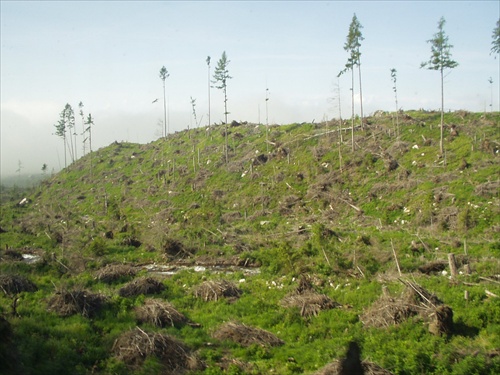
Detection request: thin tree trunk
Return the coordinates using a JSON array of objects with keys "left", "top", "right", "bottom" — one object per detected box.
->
[
  {"left": 395, "top": 91, "right": 399, "bottom": 139},
  {"left": 351, "top": 68, "right": 355, "bottom": 152},
  {"left": 224, "top": 87, "right": 228, "bottom": 163},
  {"left": 163, "top": 81, "right": 167, "bottom": 138},
  {"left": 358, "top": 59, "right": 364, "bottom": 129},
  {"left": 89, "top": 122, "right": 93, "bottom": 179},
  {"left": 440, "top": 68, "right": 444, "bottom": 154},
  {"left": 63, "top": 135, "right": 67, "bottom": 169},
  {"left": 448, "top": 253, "right": 458, "bottom": 278},
  {"left": 207, "top": 64, "right": 211, "bottom": 128}
]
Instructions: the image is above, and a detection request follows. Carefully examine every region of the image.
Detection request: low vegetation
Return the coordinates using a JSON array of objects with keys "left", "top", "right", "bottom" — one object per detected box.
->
[{"left": 0, "top": 110, "right": 499, "bottom": 374}]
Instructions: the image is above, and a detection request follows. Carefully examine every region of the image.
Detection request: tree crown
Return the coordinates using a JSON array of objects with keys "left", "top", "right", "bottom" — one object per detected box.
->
[
  {"left": 420, "top": 17, "right": 458, "bottom": 71},
  {"left": 338, "top": 13, "right": 363, "bottom": 76},
  {"left": 212, "top": 51, "right": 232, "bottom": 90},
  {"left": 492, "top": 19, "right": 500, "bottom": 55},
  {"left": 159, "top": 66, "right": 169, "bottom": 81}
]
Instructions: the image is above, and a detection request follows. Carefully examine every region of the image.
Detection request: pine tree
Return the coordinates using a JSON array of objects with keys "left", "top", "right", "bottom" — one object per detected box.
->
[
  {"left": 421, "top": 17, "right": 458, "bottom": 154},
  {"left": 491, "top": 19, "right": 500, "bottom": 56},
  {"left": 159, "top": 66, "right": 169, "bottom": 137},
  {"left": 212, "top": 51, "right": 232, "bottom": 163},
  {"left": 338, "top": 14, "right": 364, "bottom": 151},
  {"left": 390, "top": 68, "right": 400, "bottom": 138},
  {"left": 54, "top": 109, "right": 67, "bottom": 169},
  {"left": 206, "top": 56, "right": 211, "bottom": 127}
]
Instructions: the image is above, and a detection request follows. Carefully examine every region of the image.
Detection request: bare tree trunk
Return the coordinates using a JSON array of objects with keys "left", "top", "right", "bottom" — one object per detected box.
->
[
  {"left": 358, "top": 60, "right": 364, "bottom": 129},
  {"left": 351, "top": 68, "right": 355, "bottom": 152},
  {"left": 207, "top": 64, "right": 211, "bottom": 128},
  {"left": 224, "top": 87, "right": 228, "bottom": 164},
  {"left": 440, "top": 68, "right": 444, "bottom": 154},
  {"left": 163, "top": 81, "right": 167, "bottom": 138},
  {"left": 448, "top": 253, "right": 458, "bottom": 278}
]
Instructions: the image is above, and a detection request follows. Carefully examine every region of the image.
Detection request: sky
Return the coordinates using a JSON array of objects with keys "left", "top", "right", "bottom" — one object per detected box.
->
[{"left": 1, "top": 1, "right": 499, "bottom": 177}]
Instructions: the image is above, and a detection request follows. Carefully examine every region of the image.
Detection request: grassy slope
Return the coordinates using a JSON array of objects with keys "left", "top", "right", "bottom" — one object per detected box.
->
[{"left": 0, "top": 110, "right": 499, "bottom": 375}]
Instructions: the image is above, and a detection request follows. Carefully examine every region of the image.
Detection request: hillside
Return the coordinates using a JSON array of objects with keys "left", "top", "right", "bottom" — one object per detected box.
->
[{"left": 0, "top": 110, "right": 499, "bottom": 375}]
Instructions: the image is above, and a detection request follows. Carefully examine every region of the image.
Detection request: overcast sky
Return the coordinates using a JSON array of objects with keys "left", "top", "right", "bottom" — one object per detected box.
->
[{"left": 1, "top": 1, "right": 498, "bottom": 177}]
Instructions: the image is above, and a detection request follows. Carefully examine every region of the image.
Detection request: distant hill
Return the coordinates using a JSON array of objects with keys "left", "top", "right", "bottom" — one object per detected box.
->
[
  {"left": 4, "top": 110, "right": 498, "bottom": 263},
  {"left": 0, "top": 110, "right": 499, "bottom": 375}
]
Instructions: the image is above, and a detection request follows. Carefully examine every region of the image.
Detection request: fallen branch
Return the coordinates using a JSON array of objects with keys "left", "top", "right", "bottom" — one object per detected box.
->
[
  {"left": 338, "top": 198, "right": 362, "bottom": 212},
  {"left": 485, "top": 290, "right": 498, "bottom": 298},
  {"left": 391, "top": 239, "right": 402, "bottom": 276},
  {"left": 479, "top": 276, "right": 500, "bottom": 285}
]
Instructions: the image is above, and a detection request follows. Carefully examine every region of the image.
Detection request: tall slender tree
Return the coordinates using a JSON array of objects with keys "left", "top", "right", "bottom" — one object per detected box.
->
[
  {"left": 159, "top": 66, "right": 169, "bottom": 137},
  {"left": 64, "top": 103, "right": 77, "bottom": 162},
  {"left": 491, "top": 19, "right": 500, "bottom": 56},
  {"left": 488, "top": 77, "right": 494, "bottom": 112},
  {"left": 212, "top": 51, "right": 232, "bottom": 163},
  {"left": 342, "top": 14, "right": 364, "bottom": 129},
  {"left": 390, "top": 68, "right": 400, "bottom": 138},
  {"left": 265, "top": 87, "right": 270, "bottom": 153},
  {"left": 85, "top": 113, "right": 94, "bottom": 178},
  {"left": 206, "top": 56, "right": 211, "bottom": 127},
  {"left": 421, "top": 16, "right": 458, "bottom": 154},
  {"left": 54, "top": 108, "right": 67, "bottom": 169},
  {"left": 79, "top": 101, "right": 86, "bottom": 156},
  {"left": 338, "top": 60, "right": 355, "bottom": 151}
]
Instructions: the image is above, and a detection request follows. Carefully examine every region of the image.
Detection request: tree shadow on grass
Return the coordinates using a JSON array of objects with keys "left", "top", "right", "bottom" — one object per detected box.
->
[{"left": 453, "top": 320, "right": 480, "bottom": 338}]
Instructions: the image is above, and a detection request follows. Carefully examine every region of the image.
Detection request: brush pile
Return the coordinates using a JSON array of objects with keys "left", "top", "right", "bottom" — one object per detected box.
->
[
  {"left": 212, "top": 321, "right": 284, "bottom": 347},
  {"left": 112, "top": 327, "right": 202, "bottom": 372},
  {"left": 0, "top": 274, "right": 38, "bottom": 296},
  {"left": 361, "top": 279, "right": 453, "bottom": 335},
  {"left": 135, "top": 298, "right": 194, "bottom": 328},
  {"left": 119, "top": 277, "right": 165, "bottom": 297},
  {"left": 94, "top": 263, "right": 136, "bottom": 283},
  {"left": 281, "top": 275, "right": 341, "bottom": 317},
  {"left": 47, "top": 288, "right": 106, "bottom": 317},
  {"left": 193, "top": 279, "right": 242, "bottom": 302},
  {"left": 281, "top": 292, "right": 340, "bottom": 318}
]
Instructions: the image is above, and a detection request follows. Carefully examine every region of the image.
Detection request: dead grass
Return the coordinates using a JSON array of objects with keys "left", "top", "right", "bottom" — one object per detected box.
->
[
  {"left": 135, "top": 299, "right": 195, "bottom": 328},
  {"left": 94, "top": 263, "right": 137, "bottom": 283},
  {"left": 361, "top": 279, "right": 453, "bottom": 335},
  {"left": 112, "top": 327, "right": 202, "bottom": 372},
  {"left": 280, "top": 274, "right": 341, "bottom": 318},
  {"left": 212, "top": 321, "right": 284, "bottom": 347},
  {"left": 0, "top": 274, "right": 38, "bottom": 296},
  {"left": 119, "top": 277, "right": 165, "bottom": 297},
  {"left": 281, "top": 291, "right": 341, "bottom": 318},
  {"left": 47, "top": 288, "right": 106, "bottom": 317},
  {"left": 193, "top": 280, "right": 242, "bottom": 302}
]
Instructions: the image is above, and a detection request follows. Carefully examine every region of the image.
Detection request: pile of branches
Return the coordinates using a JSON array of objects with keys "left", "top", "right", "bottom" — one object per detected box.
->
[
  {"left": 0, "top": 274, "right": 38, "bottom": 296},
  {"left": 94, "top": 263, "right": 137, "bottom": 283},
  {"left": 135, "top": 299, "right": 196, "bottom": 328},
  {"left": 112, "top": 327, "right": 202, "bottom": 372},
  {"left": 193, "top": 280, "right": 242, "bottom": 302},
  {"left": 162, "top": 238, "right": 193, "bottom": 259},
  {"left": 418, "top": 260, "right": 447, "bottom": 275},
  {"left": 119, "top": 277, "right": 165, "bottom": 297},
  {"left": 361, "top": 279, "right": 453, "bottom": 335},
  {"left": 1, "top": 249, "right": 23, "bottom": 261},
  {"left": 281, "top": 274, "right": 341, "bottom": 318},
  {"left": 281, "top": 292, "right": 341, "bottom": 318},
  {"left": 212, "top": 321, "right": 284, "bottom": 347},
  {"left": 47, "top": 288, "right": 107, "bottom": 318}
]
